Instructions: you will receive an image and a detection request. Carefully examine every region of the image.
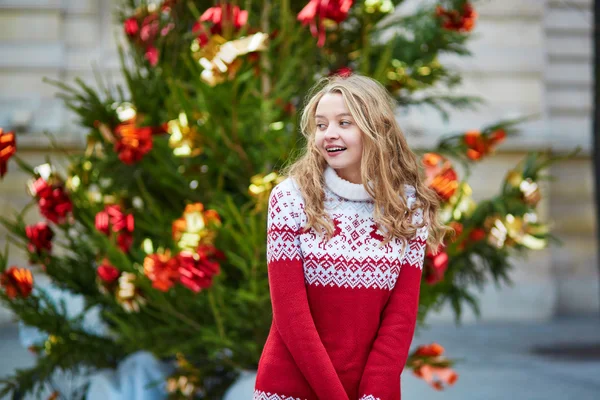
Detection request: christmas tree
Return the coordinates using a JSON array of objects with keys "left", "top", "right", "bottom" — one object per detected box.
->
[{"left": 0, "top": 0, "right": 569, "bottom": 397}]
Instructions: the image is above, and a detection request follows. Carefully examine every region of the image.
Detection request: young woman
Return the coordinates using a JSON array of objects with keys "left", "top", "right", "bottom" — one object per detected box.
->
[{"left": 253, "top": 74, "right": 445, "bottom": 400}]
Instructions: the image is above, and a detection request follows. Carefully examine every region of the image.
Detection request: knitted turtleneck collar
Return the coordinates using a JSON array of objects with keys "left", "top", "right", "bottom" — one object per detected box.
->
[{"left": 324, "top": 166, "right": 373, "bottom": 201}]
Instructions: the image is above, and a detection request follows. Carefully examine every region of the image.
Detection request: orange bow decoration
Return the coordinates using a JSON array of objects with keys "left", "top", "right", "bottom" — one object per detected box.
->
[
  {"left": 0, "top": 128, "right": 16, "bottom": 178},
  {"left": 421, "top": 153, "right": 459, "bottom": 201},
  {"left": 1, "top": 266, "right": 34, "bottom": 299},
  {"left": 408, "top": 343, "right": 458, "bottom": 391},
  {"left": 414, "top": 364, "right": 458, "bottom": 390},
  {"left": 463, "top": 129, "right": 506, "bottom": 161}
]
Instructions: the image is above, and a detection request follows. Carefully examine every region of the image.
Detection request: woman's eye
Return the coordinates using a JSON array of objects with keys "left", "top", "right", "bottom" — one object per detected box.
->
[
  {"left": 316, "top": 123, "right": 326, "bottom": 129},
  {"left": 340, "top": 121, "right": 350, "bottom": 126}
]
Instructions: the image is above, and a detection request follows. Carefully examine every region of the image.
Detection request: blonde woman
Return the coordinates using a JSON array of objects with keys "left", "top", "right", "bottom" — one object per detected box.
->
[{"left": 253, "top": 74, "right": 445, "bottom": 400}]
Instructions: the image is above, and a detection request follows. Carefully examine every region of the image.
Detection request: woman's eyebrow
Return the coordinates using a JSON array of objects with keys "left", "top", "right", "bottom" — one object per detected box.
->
[{"left": 314, "top": 112, "right": 352, "bottom": 119}]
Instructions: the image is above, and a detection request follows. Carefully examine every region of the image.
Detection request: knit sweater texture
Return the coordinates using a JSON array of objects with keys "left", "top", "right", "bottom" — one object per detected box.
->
[{"left": 253, "top": 166, "right": 428, "bottom": 400}]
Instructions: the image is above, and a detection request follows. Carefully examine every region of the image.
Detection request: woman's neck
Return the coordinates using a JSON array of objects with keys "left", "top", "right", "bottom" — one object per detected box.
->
[
  {"left": 335, "top": 167, "right": 361, "bottom": 184},
  {"left": 324, "top": 166, "right": 372, "bottom": 201}
]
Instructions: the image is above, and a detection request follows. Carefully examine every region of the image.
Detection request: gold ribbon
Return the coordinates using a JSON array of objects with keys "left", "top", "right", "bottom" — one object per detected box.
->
[
  {"left": 192, "top": 33, "right": 269, "bottom": 86},
  {"left": 167, "top": 112, "right": 203, "bottom": 157}
]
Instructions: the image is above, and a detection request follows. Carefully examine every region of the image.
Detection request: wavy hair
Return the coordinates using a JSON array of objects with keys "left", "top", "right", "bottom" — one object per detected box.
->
[{"left": 283, "top": 74, "right": 447, "bottom": 252}]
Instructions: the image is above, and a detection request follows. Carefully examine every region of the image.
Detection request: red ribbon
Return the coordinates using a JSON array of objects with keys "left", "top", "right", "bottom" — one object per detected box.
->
[
  {"left": 177, "top": 244, "right": 224, "bottom": 292},
  {"left": 25, "top": 222, "right": 54, "bottom": 256},
  {"left": 97, "top": 259, "right": 120, "bottom": 283},
  {"left": 95, "top": 205, "right": 135, "bottom": 252},
  {"left": 463, "top": 129, "right": 506, "bottom": 161},
  {"left": 143, "top": 252, "right": 180, "bottom": 292},
  {"left": 424, "top": 248, "right": 449, "bottom": 285},
  {"left": 0, "top": 267, "right": 33, "bottom": 299},
  {"left": 38, "top": 186, "right": 72, "bottom": 224},
  {"left": 199, "top": 4, "right": 248, "bottom": 35},
  {"left": 297, "top": 0, "right": 353, "bottom": 47},
  {"left": 436, "top": 2, "right": 477, "bottom": 33},
  {"left": 114, "top": 122, "right": 154, "bottom": 165}
]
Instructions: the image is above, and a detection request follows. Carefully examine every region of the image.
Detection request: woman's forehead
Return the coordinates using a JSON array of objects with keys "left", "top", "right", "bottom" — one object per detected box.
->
[{"left": 315, "top": 93, "right": 351, "bottom": 117}]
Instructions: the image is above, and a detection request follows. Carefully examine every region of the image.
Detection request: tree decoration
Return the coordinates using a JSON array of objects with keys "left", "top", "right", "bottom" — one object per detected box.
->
[
  {"left": 97, "top": 259, "right": 121, "bottom": 285},
  {"left": 438, "top": 182, "right": 476, "bottom": 223},
  {"left": 422, "top": 153, "right": 459, "bottom": 202},
  {"left": 25, "top": 222, "right": 54, "bottom": 261},
  {"left": 330, "top": 66, "right": 354, "bottom": 78},
  {"left": 191, "top": 32, "right": 269, "bottom": 86},
  {"left": 44, "top": 334, "right": 62, "bottom": 355},
  {"left": 248, "top": 172, "right": 285, "bottom": 207},
  {"left": 196, "top": 3, "right": 249, "bottom": 36},
  {"left": 167, "top": 112, "right": 204, "bottom": 157},
  {"left": 114, "top": 122, "right": 156, "bottom": 165},
  {"left": 166, "top": 353, "right": 204, "bottom": 398},
  {"left": 364, "top": 0, "right": 394, "bottom": 14},
  {"left": 484, "top": 213, "right": 547, "bottom": 250},
  {"left": 297, "top": 0, "right": 353, "bottom": 47},
  {"left": 143, "top": 250, "right": 180, "bottom": 292},
  {"left": 0, "top": 127, "right": 16, "bottom": 179},
  {"left": 27, "top": 165, "right": 73, "bottom": 225},
  {"left": 0, "top": 267, "right": 33, "bottom": 299},
  {"left": 463, "top": 128, "right": 506, "bottom": 161},
  {"left": 424, "top": 248, "right": 449, "bottom": 285},
  {"left": 124, "top": 17, "right": 139, "bottom": 37},
  {"left": 122, "top": 3, "right": 175, "bottom": 66},
  {"left": 172, "top": 203, "right": 221, "bottom": 252},
  {"left": 116, "top": 272, "right": 146, "bottom": 313},
  {"left": 408, "top": 343, "right": 458, "bottom": 391},
  {"left": 505, "top": 170, "right": 542, "bottom": 206},
  {"left": 177, "top": 245, "right": 224, "bottom": 293},
  {"left": 95, "top": 205, "right": 135, "bottom": 252},
  {"left": 436, "top": 2, "right": 477, "bottom": 33}
]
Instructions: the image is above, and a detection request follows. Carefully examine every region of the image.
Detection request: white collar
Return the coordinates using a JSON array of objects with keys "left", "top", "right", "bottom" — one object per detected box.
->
[{"left": 324, "top": 166, "right": 373, "bottom": 201}]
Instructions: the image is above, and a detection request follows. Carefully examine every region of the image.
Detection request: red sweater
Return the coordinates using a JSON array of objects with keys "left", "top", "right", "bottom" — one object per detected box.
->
[{"left": 254, "top": 167, "right": 428, "bottom": 400}]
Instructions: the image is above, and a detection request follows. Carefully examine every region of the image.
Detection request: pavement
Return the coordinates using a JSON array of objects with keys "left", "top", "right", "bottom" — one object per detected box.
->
[{"left": 1, "top": 316, "right": 599, "bottom": 399}]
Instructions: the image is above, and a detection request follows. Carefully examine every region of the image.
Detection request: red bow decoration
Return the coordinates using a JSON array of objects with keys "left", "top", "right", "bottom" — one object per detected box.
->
[
  {"left": 297, "top": 0, "right": 353, "bottom": 47},
  {"left": 29, "top": 177, "right": 73, "bottom": 224},
  {"left": 0, "top": 128, "right": 16, "bottom": 179},
  {"left": 424, "top": 247, "right": 449, "bottom": 285},
  {"left": 463, "top": 129, "right": 506, "bottom": 161},
  {"left": 124, "top": 17, "right": 139, "bottom": 37},
  {"left": 95, "top": 205, "right": 134, "bottom": 234},
  {"left": 25, "top": 222, "right": 54, "bottom": 260},
  {"left": 114, "top": 122, "right": 155, "bottom": 165},
  {"left": 414, "top": 364, "right": 458, "bottom": 390},
  {"left": 177, "top": 244, "right": 224, "bottom": 292},
  {"left": 143, "top": 251, "right": 180, "bottom": 292},
  {"left": 408, "top": 343, "right": 458, "bottom": 391},
  {"left": 199, "top": 4, "right": 248, "bottom": 35},
  {"left": 1, "top": 266, "right": 34, "bottom": 299},
  {"left": 330, "top": 66, "right": 353, "bottom": 78},
  {"left": 97, "top": 258, "right": 120, "bottom": 284},
  {"left": 95, "top": 205, "right": 135, "bottom": 252},
  {"left": 436, "top": 2, "right": 477, "bottom": 33},
  {"left": 192, "top": 3, "right": 249, "bottom": 47},
  {"left": 145, "top": 46, "right": 159, "bottom": 67},
  {"left": 122, "top": 10, "right": 167, "bottom": 66}
]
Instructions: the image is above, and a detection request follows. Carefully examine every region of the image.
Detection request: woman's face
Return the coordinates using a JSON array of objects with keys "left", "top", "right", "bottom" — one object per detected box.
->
[{"left": 314, "top": 92, "right": 364, "bottom": 184}]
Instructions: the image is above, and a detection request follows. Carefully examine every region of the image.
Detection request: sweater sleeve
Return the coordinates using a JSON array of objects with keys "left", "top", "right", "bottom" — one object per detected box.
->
[
  {"left": 266, "top": 182, "right": 349, "bottom": 400},
  {"left": 357, "top": 206, "right": 428, "bottom": 400}
]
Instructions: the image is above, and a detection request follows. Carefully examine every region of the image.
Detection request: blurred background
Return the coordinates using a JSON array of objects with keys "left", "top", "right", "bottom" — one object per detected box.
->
[{"left": 0, "top": 0, "right": 599, "bottom": 399}]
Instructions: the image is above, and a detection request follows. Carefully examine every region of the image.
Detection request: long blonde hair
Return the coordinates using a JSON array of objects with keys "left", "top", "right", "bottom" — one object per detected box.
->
[{"left": 284, "top": 74, "right": 446, "bottom": 252}]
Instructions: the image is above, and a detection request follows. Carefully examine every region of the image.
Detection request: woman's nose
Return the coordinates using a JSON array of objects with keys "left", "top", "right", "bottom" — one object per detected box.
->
[{"left": 324, "top": 126, "right": 340, "bottom": 139}]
